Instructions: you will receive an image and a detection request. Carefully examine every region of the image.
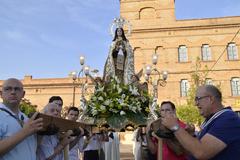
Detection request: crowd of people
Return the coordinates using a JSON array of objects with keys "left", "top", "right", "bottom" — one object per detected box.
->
[{"left": 1, "top": 77, "right": 240, "bottom": 160}]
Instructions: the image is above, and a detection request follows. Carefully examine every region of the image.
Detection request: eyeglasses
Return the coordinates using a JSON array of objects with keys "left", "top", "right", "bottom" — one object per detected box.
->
[
  {"left": 3, "top": 87, "right": 23, "bottom": 92},
  {"left": 195, "top": 95, "right": 210, "bottom": 102}
]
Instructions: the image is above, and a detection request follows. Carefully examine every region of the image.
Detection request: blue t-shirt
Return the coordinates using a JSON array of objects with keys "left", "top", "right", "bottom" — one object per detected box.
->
[{"left": 191, "top": 108, "right": 240, "bottom": 160}]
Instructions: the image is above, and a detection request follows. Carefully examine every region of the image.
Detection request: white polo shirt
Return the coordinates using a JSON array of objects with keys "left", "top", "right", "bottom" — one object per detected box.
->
[
  {"left": 37, "top": 135, "right": 63, "bottom": 160},
  {"left": 0, "top": 103, "right": 37, "bottom": 160},
  {"left": 69, "top": 137, "right": 84, "bottom": 160},
  {"left": 83, "top": 134, "right": 101, "bottom": 151}
]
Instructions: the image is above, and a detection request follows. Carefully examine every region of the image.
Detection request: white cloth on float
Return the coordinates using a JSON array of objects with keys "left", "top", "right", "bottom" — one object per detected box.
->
[{"left": 103, "top": 132, "right": 120, "bottom": 160}]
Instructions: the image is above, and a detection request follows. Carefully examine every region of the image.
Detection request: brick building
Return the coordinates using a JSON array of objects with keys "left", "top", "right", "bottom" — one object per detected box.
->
[
  {"left": 121, "top": 0, "right": 240, "bottom": 109},
  {"left": 1, "top": 0, "right": 240, "bottom": 110}
]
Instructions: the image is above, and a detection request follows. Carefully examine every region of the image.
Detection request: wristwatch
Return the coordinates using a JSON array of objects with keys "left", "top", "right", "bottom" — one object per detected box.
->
[{"left": 170, "top": 124, "right": 180, "bottom": 133}]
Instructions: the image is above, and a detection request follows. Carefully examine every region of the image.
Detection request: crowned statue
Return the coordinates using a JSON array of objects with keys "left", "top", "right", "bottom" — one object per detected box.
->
[
  {"left": 103, "top": 18, "right": 135, "bottom": 85},
  {"left": 81, "top": 17, "right": 150, "bottom": 130}
]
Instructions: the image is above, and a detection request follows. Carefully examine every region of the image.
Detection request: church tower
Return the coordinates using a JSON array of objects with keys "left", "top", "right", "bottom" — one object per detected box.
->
[{"left": 120, "top": 0, "right": 176, "bottom": 28}]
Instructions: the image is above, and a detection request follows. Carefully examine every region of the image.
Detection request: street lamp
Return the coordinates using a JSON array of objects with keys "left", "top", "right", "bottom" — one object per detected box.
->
[
  {"left": 91, "top": 69, "right": 99, "bottom": 78},
  {"left": 144, "top": 53, "right": 168, "bottom": 160},
  {"left": 144, "top": 53, "right": 168, "bottom": 99},
  {"left": 69, "top": 71, "right": 77, "bottom": 106},
  {"left": 69, "top": 55, "right": 91, "bottom": 107}
]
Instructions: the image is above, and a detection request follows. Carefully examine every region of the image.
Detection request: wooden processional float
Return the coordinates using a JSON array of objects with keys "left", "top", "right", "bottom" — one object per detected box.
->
[{"left": 35, "top": 113, "right": 100, "bottom": 135}]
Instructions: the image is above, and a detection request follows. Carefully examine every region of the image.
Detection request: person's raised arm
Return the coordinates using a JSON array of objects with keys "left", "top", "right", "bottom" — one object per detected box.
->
[
  {"left": 0, "top": 112, "right": 43, "bottom": 156},
  {"left": 146, "top": 124, "right": 157, "bottom": 155},
  {"left": 46, "top": 130, "right": 74, "bottom": 160},
  {"left": 162, "top": 113, "right": 226, "bottom": 159},
  {"left": 69, "top": 127, "right": 85, "bottom": 150}
]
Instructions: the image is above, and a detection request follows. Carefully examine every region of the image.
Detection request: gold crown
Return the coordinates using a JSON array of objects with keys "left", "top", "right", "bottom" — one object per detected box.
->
[{"left": 109, "top": 17, "right": 132, "bottom": 37}]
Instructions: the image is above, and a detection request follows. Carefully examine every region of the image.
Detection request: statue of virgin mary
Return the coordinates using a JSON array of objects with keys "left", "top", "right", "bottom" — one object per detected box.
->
[{"left": 103, "top": 27, "right": 135, "bottom": 85}]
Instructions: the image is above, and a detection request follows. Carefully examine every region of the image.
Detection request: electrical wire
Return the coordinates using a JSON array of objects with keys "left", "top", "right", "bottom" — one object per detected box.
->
[{"left": 204, "top": 26, "right": 240, "bottom": 78}]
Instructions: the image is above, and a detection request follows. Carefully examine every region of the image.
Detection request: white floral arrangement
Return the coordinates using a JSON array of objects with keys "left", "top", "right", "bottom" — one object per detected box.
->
[{"left": 85, "top": 76, "right": 150, "bottom": 129}]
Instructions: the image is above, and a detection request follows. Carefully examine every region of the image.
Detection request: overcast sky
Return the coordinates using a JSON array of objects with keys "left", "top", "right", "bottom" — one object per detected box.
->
[{"left": 0, "top": 0, "right": 240, "bottom": 80}]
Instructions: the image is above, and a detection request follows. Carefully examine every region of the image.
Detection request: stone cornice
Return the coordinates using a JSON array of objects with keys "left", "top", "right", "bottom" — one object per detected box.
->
[
  {"left": 131, "top": 23, "right": 240, "bottom": 33},
  {"left": 0, "top": 76, "right": 94, "bottom": 88},
  {"left": 167, "top": 68, "right": 240, "bottom": 75}
]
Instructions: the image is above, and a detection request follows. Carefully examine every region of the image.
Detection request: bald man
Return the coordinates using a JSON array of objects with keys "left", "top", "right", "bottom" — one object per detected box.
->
[
  {"left": 37, "top": 103, "right": 74, "bottom": 160},
  {"left": 0, "top": 78, "right": 43, "bottom": 160},
  {"left": 162, "top": 85, "right": 240, "bottom": 159}
]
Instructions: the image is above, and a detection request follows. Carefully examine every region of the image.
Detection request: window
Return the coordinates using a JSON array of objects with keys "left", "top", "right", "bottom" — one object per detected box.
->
[
  {"left": 202, "top": 44, "right": 211, "bottom": 61},
  {"left": 178, "top": 45, "right": 188, "bottom": 62},
  {"left": 231, "top": 78, "right": 240, "bottom": 96},
  {"left": 227, "top": 43, "right": 238, "bottom": 60},
  {"left": 180, "top": 79, "right": 189, "bottom": 97},
  {"left": 205, "top": 78, "right": 213, "bottom": 85}
]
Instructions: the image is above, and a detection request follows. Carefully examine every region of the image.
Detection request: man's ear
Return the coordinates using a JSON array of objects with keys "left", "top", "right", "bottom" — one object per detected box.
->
[
  {"left": 22, "top": 90, "right": 25, "bottom": 98},
  {"left": 210, "top": 96, "right": 214, "bottom": 104}
]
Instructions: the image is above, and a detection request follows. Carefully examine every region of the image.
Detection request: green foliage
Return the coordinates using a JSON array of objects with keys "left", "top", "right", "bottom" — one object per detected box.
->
[
  {"left": 187, "top": 57, "right": 208, "bottom": 106},
  {"left": 177, "top": 57, "right": 220, "bottom": 126},
  {"left": 20, "top": 98, "right": 37, "bottom": 117},
  {"left": 85, "top": 76, "right": 151, "bottom": 129},
  {"left": 176, "top": 104, "right": 204, "bottom": 126}
]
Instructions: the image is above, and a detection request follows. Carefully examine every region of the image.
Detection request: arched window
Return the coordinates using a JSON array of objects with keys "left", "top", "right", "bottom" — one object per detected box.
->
[
  {"left": 139, "top": 7, "right": 156, "bottom": 19},
  {"left": 180, "top": 79, "right": 189, "bottom": 97},
  {"left": 178, "top": 45, "right": 188, "bottom": 62},
  {"left": 201, "top": 44, "right": 211, "bottom": 61},
  {"left": 231, "top": 77, "right": 240, "bottom": 96},
  {"left": 227, "top": 43, "right": 238, "bottom": 60}
]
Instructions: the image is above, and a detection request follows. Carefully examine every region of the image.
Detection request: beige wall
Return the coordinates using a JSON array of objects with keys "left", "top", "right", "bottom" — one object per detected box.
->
[
  {"left": 0, "top": 76, "right": 94, "bottom": 111},
  {"left": 121, "top": 0, "right": 240, "bottom": 109},
  {"left": 0, "top": 0, "right": 240, "bottom": 110}
]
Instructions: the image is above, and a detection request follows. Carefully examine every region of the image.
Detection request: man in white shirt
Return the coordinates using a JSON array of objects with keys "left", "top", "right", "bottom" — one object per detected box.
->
[
  {"left": 66, "top": 107, "right": 85, "bottom": 160},
  {"left": 0, "top": 78, "right": 43, "bottom": 160},
  {"left": 37, "top": 103, "right": 74, "bottom": 160}
]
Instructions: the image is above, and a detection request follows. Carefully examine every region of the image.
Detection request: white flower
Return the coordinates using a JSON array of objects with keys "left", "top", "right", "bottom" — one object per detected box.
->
[
  {"left": 117, "top": 86, "right": 122, "bottom": 94},
  {"left": 136, "top": 102, "right": 141, "bottom": 107},
  {"left": 114, "top": 76, "right": 120, "bottom": 84},
  {"left": 100, "top": 105, "right": 106, "bottom": 111},
  {"left": 129, "top": 85, "right": 140, "bottom": 96},
  {"left": 131, "top": 106, "right": 137, "bottom": 113},
  {"left": 117, "top": 98, "right": 124, "bottom": 104},
  {"left": 98, "top": 96, "right": 104, "bottom": 101},
  {"left": 92, "top": 109, "right": 98, "bottom": 116},
  {"left": 92, "top": 96, "right": 97, "bottom": 101},
  {"left": 96, "top": 86, "right": 104, "bottom": 92},
  {"left": 110, "top": 108, "right": 118, "bottom": 113},
  {"left": 120, "top": 111, "right": 126, "bottom": 115},
  {"left": 104, "top": 99, "right": 111, "bottom": 106},
  {"left": 121, "top": 94, "right": 126, "bottom": 99},
  {"left": 137, "top": 107, "right": 142, "bottom": 112}
]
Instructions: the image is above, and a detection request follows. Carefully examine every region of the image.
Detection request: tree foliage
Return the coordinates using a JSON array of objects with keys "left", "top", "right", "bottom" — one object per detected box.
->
[
  {"left": 177, "top": 57, "right": 212, "bottom": 126},
  {"left": 176, "top": 104, "right": 204, "bottom": 126},
  {"left": 20, "top": 98, "right": 37, "bottom": 117}
]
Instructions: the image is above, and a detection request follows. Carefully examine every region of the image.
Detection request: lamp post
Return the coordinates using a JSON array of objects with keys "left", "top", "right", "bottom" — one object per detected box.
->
[
  {"left": 144, "top": 53, "right": 168, "bottom": 99},
  {"left": 91, "top": 69, "right": 99, "bottom": 78},
  {"left": 144, "top": 53, "right": 168, "bottom": 160},
  {"left": 70, "top": 55, "right": 91, "bottom": 107},
  {"left": 69, "top": 71, "right": 77, "bottom": 107}
]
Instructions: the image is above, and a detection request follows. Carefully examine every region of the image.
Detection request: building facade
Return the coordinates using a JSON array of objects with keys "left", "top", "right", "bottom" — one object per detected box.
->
[
  {"left": 0, "top": 75, "right": 95, "bottom": 110},
  {"left": 0, "top": 0, "right": 240, "bottom": 110},
  {"left": 120, "top": 0, "right": 240, "bottom": 109}
]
